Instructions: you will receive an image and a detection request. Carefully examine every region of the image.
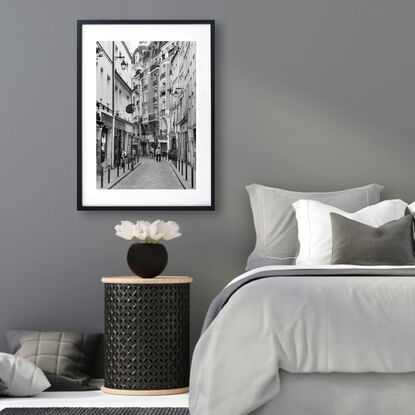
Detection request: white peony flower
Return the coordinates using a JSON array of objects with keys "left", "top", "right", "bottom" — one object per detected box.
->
[
  {"left": 148, "top": 220, "right": 164, "bottom": 241},
  {"left": 134, "top": 221, "right": 151, "bottom": 240},
  {"left": 114, "top": 221, "right": 136, "bottom": 240},
  {"left": 156, "top": 220, "right": 182, "bottom": 241},
  {"left": 115, "top": 220, "right": 182, "bottom": 243}
]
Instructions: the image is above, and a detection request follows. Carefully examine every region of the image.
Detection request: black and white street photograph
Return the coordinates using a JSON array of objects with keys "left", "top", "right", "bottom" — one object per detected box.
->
[
  {"left": 78, "top": 21, "right": 214, "bottom": 210},
  {"left": 96, "top": 40, "right": 197, "bottom": 190}
]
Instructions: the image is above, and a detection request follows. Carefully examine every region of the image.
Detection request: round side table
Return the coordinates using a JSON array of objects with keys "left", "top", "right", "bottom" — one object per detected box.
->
[{"left": 101, "top": 276, "right": 192, "bottom": 396}]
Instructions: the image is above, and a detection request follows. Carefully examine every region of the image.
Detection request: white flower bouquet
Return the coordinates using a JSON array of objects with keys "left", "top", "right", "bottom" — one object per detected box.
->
[{"left": 115, "top": 220, "right": 182, "bottom": 244}]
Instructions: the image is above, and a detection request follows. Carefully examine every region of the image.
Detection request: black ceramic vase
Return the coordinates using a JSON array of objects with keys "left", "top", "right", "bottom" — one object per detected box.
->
[{"left": 127, "top": 243, "right": 168, "bottom": 278}]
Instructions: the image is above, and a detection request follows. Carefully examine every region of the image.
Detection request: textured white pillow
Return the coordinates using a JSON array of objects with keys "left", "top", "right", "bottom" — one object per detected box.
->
[{"left": 293, "top": 199, "right": 408, "bottom": 266}]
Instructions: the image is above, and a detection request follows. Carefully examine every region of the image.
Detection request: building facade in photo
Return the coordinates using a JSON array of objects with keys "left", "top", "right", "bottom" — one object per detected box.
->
[
  {"left": 171, "top": 41, "right": 197, "bottom": 167},
  {"left": 131, "top": 41, "right": 163, "bottom": 156},
  {"left": 96, "top": 41, "right": 134, "bottom": 170},
  {"left": 131, "top": 41, "right": 196, "bottom": 168}
]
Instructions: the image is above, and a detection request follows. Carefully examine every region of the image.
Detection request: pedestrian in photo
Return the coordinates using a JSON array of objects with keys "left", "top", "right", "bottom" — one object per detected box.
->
[
  {"left": 121, "top": 150, "right": 126, "bottom": 168},
  {"left": 155, "top": 146, "right": 161, "bottom": 162}
]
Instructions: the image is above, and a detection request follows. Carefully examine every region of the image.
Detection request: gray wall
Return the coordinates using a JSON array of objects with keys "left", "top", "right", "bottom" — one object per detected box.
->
[{"left": 1, "top": 0, "right": 415, "bottom": 371}]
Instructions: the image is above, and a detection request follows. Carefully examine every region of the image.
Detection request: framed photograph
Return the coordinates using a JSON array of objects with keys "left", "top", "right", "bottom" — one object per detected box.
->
[{"left": 77, "top": 20, "right": 214, "bottom": 210}]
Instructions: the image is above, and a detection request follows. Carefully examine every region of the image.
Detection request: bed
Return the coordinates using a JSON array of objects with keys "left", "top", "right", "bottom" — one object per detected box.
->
[{"left": 189, "top": 265, "right": 415, "bottom": 415}]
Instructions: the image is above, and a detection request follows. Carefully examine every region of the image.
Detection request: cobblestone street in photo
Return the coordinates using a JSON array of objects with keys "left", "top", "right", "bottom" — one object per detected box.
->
[{"left": 112, "top": 157, "right": 184, "bottom": 189}]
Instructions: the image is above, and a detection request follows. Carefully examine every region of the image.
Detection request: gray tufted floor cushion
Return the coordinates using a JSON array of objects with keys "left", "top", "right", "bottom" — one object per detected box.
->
[{"left": 6, "top": 331, "right": 102, "bottom": 391}]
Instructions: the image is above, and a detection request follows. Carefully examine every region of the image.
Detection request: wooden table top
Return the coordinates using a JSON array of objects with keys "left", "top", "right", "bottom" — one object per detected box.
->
[{"left": 101, "top": 276, "right": 193, "bottom": 284}]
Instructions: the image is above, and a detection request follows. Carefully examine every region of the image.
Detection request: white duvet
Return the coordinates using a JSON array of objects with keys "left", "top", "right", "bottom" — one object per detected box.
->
[{"left": 190, "top": 266, "right": 415, "bottom": 415}]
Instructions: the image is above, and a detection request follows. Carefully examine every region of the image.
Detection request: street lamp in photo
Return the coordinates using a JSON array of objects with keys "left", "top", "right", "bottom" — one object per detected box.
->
[
  {"left": 120, "top": 59, "right": 128, "bottom": 71},
  {"left": 167, "top": 87, "right": 184, "bottom": 97}
]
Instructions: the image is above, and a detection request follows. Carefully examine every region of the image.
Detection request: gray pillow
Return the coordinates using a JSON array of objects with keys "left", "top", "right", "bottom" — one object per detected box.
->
[
  {"left": 331, "top": 213, "right": 415, "bottom": 265},
  {"left": 246, "top": 183, "right": 384, "bottom": 270},
  {"left": 0, "top": 352, "right": 50, "bottom": 396},
  {"left": 6, "top": 331, "right": 102, "bottom": 391}
]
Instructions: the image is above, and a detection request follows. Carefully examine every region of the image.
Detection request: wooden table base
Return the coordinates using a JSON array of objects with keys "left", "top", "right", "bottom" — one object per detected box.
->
[{"left": 101, "top": 385, "right": 189, "bottom": 396}]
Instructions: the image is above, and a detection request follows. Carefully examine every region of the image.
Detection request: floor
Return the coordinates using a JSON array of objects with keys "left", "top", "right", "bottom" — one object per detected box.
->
[{"left": 0, "top": 380, "right": 189, "bottom": 410}]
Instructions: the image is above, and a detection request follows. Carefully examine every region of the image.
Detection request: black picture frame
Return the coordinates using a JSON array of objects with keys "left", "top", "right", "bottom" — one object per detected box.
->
[{"left": 77, "top": 20, "right": 215, "bottom": 211}]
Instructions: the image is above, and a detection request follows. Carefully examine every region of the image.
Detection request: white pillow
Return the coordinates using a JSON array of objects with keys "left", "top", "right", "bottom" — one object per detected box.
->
[
  {"left": 408, "top": 202, "right": 415, "bottom": 213},
  {"left": 293, "top": 199, "right": 408, "bottom": 266},
  {"left": 0, "top": 352, "right": 50, "bottom": 396}
]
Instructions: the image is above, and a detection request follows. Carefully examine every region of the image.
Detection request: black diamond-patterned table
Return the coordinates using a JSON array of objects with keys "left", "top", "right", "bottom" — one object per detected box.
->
[{"left": 101, "top": 276, "right": 192, "bottom": 396}]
